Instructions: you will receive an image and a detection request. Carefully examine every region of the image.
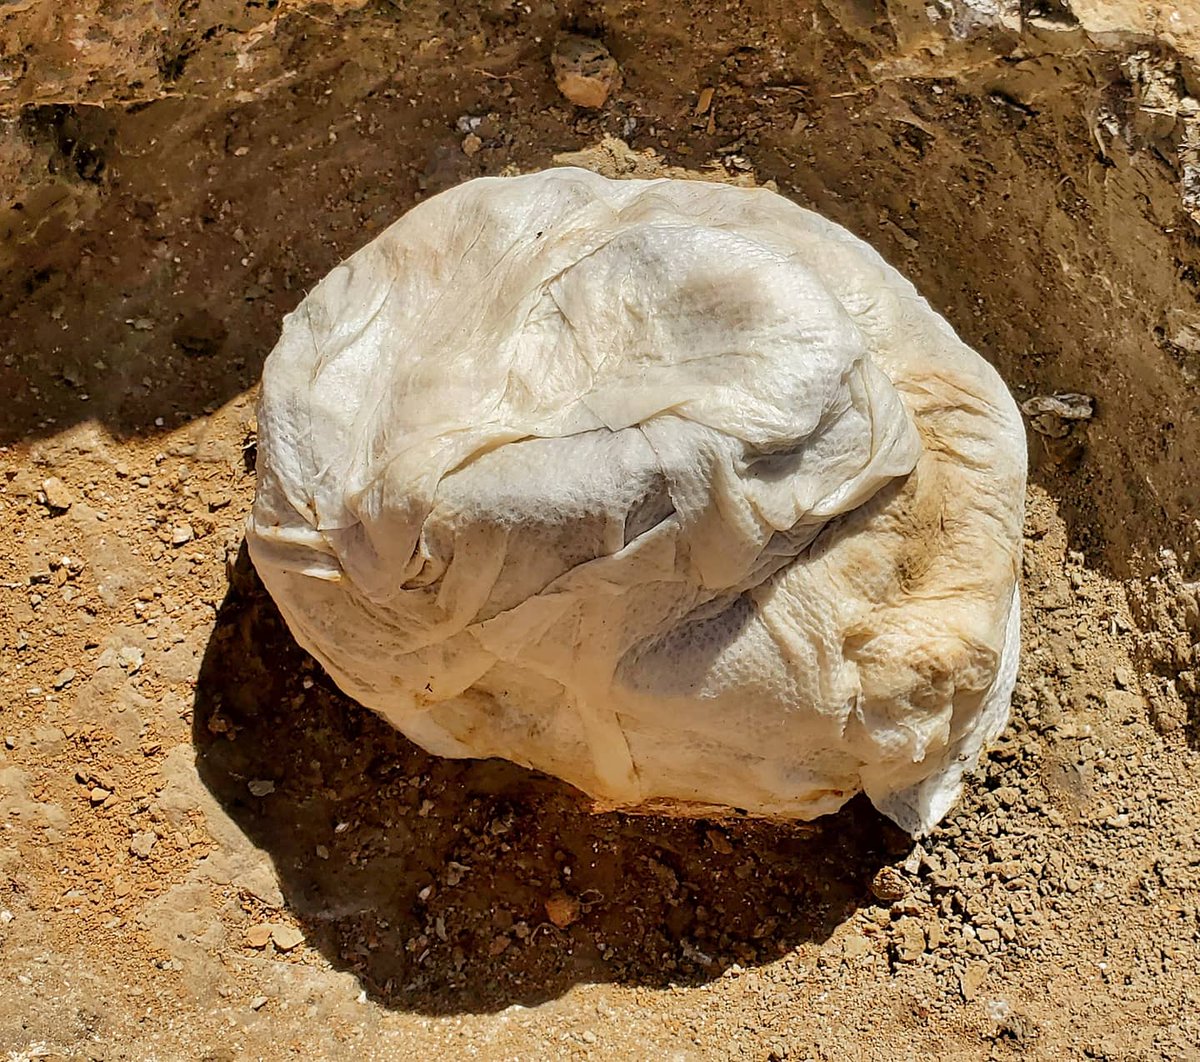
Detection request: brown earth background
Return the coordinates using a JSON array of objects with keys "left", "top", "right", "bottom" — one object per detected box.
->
[{"left": 1, "top": 1, "right": 1199, "bottom": 1059}]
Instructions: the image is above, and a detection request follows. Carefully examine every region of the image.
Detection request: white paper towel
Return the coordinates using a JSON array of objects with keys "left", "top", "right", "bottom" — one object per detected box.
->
[{"left": 248, "top": 168, "right": 1026, "bottom": 835}]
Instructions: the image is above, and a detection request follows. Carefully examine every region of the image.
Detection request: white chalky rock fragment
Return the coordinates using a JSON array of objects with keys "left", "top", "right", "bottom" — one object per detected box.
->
[{"left": 248, "top": 168, "right": 1026, "bottom": 835}]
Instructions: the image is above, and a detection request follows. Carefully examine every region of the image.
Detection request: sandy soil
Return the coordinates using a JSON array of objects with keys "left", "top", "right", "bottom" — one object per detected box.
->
[{"left": 1, "top": 1, "right": 1199, "bottom": 1059}]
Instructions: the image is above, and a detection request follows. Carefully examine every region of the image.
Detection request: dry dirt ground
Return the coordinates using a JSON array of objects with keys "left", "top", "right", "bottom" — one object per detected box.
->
[{"left": 2, "top": 1, "right": 1200, "bottom": 1059}]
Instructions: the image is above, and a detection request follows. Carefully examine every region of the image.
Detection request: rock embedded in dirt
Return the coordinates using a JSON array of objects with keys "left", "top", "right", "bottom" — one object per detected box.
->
[
  {"left": 245, "top": 924, "right": 272, "bottom": 949},
  {"left": 892, "top": 919, "right": 927, "bottom": 962},
  {"left": 869, "top": 866, "right": 908, "bottom": 903},
  {"left": 41, "top": 477, "right": 73, "bottom": 511},
  {"left": 544, "top": 892, "right": 581, "bottom": 929},
  {"left": 551, "top": 35, "right": 621, "bottom": 108},
  {"left": 118, "top": 646, "right": 144, "bottom": 673},
  {"left": 1020, "top": 392, "right": 1095, "bottom": 438},
  {"left": 961, "top": 961, "right": 990, "bottom": 1001},
  {"left": 270, "top": 924, "right": 304, "bottom": 951},
  {"left": 705, "top": 829, "right": 733, "bottom": 855}
]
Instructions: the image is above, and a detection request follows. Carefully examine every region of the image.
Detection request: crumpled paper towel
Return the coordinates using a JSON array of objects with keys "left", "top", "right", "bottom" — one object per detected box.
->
[{"left": 248, "top": 167, "right": 1026, "bottom": 835}]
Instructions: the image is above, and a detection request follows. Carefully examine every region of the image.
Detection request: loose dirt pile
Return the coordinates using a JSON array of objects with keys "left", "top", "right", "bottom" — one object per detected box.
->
[{"left": 1, "top": 2, "right": 1199, "bottom": 1059}]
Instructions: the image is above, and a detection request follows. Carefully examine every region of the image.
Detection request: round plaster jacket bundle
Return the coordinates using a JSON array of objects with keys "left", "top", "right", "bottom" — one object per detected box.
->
[{"left": 247, "top": 167, "right": 1026, "bottom": 836}]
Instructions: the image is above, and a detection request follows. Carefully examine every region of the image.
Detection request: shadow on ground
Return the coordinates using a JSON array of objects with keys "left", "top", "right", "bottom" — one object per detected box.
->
[{"left": 191, "top": 546, "right": 906, "bottom": 1015}]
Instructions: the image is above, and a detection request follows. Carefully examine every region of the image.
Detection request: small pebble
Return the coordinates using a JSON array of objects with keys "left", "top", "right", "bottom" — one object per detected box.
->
[
  {"left": 869, "top": 866, "right": 907, "bottom": 902},
  {"left": 271, "top": 924, "right": 305, "bottom": 951},
  {"left": 41, "top": 477, "right": 73, "bottom": 510},
  {"left": 545, "top": 892, "right": 581, "bottom": 929},
  {"left": 706, "top": 829, "right": 733, "bottom": 855},
  {"left": 892, "top": 918, "right": 926, "bottom": 961},
  {"left": 551, "top": 35, "right": 622, "bottom": 108},
  {"left": 129, "top": 831, "right": 156, "bottom": 858},
  {"left": 961, "top": 960, "right": 989, "bottom": 1000}
]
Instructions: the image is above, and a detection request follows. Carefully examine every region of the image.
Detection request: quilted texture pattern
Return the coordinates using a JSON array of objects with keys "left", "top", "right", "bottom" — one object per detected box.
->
[{"left": 247, "top": 168, "right": 1026, "bottom": 835}]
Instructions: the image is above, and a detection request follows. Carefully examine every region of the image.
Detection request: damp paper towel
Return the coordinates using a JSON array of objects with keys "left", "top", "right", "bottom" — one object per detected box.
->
[{"left": 247, "top": 167, "right": 1026, "bottom": 836}]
